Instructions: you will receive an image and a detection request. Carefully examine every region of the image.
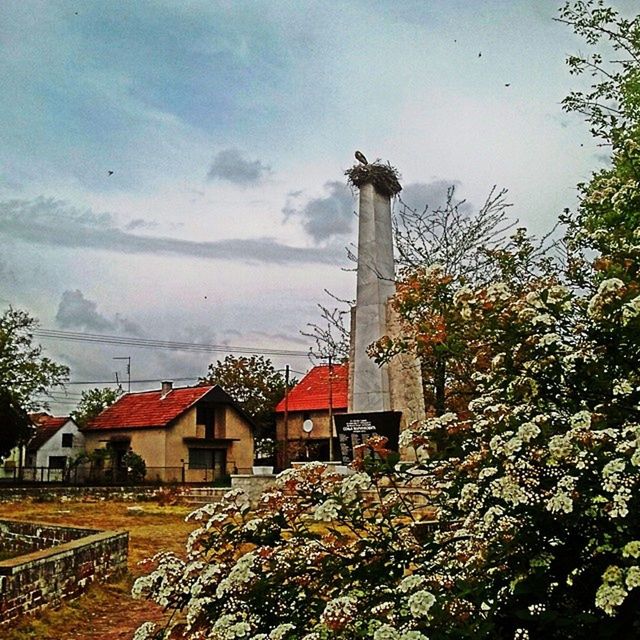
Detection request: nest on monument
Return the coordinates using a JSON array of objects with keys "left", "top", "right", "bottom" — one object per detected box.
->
[{"left": 345, "top": 161, "right": 402, "bottom": 197}]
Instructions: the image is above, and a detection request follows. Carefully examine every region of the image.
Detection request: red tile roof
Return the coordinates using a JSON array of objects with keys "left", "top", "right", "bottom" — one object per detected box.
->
[
  {"left": 275, "top": 364, "right": 349, "bottom": 413},
  {"left": 27, "top": 414, "right": 70, "bottom": 452},
  {"left": 86, "top": 385, "right": 214, "bottom": 431}
]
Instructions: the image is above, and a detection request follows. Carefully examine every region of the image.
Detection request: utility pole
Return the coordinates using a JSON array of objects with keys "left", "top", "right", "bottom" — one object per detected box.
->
[
  {"left": 328, "top": 355, "right": 334, "bottom": 461},
  {"left": 283, "top": 364, "right": 290, "bottom": 469},
  {"left": 113, "top": 356, "right": 131, "bottom": 393}
]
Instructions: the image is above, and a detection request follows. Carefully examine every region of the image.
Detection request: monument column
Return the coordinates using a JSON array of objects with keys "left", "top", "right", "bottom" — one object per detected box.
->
[{"left": 347, "top": 157, "right": 401, "bottom": 412}]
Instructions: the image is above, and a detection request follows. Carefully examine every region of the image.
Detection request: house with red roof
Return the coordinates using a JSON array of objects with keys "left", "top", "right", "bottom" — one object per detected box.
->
[
  {"left": 22, "top": 413, "right": 85, "bottom": 481},
  {"left": 275, "top": 363, "right": 348, "bottom": 463},
  {"left": 82, "top": 381, "right": 255, "bottom": 482}
]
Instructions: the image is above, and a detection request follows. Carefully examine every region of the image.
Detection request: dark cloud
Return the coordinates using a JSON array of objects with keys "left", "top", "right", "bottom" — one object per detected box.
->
[
  {"left": 399, "top": 180, "right": 472, "bottom": 215},
  {"left": 207, "top": 149, "right": 271, "bottom": 186},
  {"left": 283, "top": 182, "right": 354, "bottom": 243},
  {"left": 0, "top": 197, "right": 341, "bottom": 265},
  {"left": 125, "top": 218, "right": 158, "bottom": 231},
  {"left": 55, "top": 290, "right": 143, "bottom": 335}
]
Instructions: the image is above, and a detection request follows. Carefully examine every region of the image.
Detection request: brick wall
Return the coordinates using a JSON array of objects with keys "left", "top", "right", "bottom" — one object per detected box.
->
[{"left": 0, "top": 519, "right": 128, "bottom": 624}]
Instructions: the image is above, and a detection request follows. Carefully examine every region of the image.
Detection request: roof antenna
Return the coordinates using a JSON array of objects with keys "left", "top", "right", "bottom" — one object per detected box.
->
[{"left": 113, "top": 356, "right": 131, "bottom": 393}]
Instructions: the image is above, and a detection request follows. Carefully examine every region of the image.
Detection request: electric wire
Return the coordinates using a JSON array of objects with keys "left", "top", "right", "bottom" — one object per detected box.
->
[{"left": 34, "top": 328, "right": 310, "bottom": 358}]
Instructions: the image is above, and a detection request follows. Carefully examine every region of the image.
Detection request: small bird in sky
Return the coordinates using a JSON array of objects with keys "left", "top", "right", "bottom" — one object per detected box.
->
[
  {"left": 107, "top": 170, "right": 114, "bottom": 176},
  {"left": 505, "top": 83, "right": 511, "bottom": 87},
  {"left": 355, "top": 150, "right": 368, "bottom": 165},
  {"left": 478, "top": 52, "right": 482, "bottom": 57}
]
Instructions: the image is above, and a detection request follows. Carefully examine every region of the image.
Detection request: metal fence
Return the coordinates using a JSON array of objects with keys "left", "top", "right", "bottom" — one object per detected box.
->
[{"left": 0, "top": 463, "right": 253, "bottom": 486}]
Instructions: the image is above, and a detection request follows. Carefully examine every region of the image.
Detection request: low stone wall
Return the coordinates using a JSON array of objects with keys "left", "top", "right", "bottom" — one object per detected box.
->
[
  {"left": 0, "top": 485, "right": 163, "bottom": 503},
  {"left": 0, "top": 519, "right": 128, "bottom": 624},
  {"left": 0, "top": 520, "right": 100, "bottom": 557},
  {"left": 231, "top": 475, "right": 276, "bottom": 504}
]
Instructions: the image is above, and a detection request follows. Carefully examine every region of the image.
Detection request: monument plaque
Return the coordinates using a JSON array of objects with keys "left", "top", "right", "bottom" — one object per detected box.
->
[{"left": 333, "top": 411, "right": 402, "bottom": 464}]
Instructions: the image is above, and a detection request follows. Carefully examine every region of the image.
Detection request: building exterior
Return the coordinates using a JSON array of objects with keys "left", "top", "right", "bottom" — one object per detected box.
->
[
  {"left": 23, "top": 414, "right": 85, "bottom": 481},
  {"left": 83, "top": 382, "right": 255, "bottom": 482},
  {"left": 275, "top": 363, "right": 348, "bottom": 463}
]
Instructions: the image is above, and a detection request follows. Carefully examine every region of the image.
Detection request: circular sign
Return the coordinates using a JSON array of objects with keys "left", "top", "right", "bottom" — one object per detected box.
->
[{"left": 302, "top": 419, "right": 314, "bottom": 433}]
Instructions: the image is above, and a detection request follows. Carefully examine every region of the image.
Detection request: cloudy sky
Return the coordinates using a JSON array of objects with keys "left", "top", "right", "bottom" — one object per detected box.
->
[{"left": 0, "top": 0, "right": 631, "bottom": 412}]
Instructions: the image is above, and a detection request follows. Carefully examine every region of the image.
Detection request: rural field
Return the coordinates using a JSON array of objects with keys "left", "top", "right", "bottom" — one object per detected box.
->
[{"left": 0, "top": 498, "right": 199, "bottom": 640}]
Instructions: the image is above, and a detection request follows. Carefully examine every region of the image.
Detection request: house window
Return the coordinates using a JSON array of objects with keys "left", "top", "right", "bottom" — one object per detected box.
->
[
  {"left": 196, "top": 405, "right": 216, "bottom": 439},
  {"left": 48, "top": 456, "right": 67, "bottom": 469},
  {"left": 61, "top": 433, "right": 73, "bottom": 448},
  {"left": 188, "top": 448, "right": 226, "bottom": 474}
]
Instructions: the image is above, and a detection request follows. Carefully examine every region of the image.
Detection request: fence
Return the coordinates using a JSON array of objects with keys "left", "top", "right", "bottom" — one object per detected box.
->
[{"left": 0, "top": 463, "right": 253, "bottom": 486}]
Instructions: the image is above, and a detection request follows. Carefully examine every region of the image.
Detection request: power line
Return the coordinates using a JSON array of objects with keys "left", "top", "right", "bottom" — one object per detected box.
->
[
  {"left": 64, "top": 376, "right": 200, "bottom": 385},
  {"left": 34, "top": 328, "right": 310, "bottom": 358}
]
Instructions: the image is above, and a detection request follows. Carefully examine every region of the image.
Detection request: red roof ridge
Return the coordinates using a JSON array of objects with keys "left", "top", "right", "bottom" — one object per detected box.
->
[
  {"left": 275, "top": 363, "right": 349, "bottom": 413},
  {"left": 85, "top": 384, "right": 219, "bottom": 431}
]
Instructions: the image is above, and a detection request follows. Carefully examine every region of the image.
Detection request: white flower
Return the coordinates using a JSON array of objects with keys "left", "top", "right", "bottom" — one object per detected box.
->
[
  {"left": 546, "top": 492, "right": 573, "bottom": 514},
  {"left": 339, "top": 472, "right": 373, "bottom": 498},
  {"left": 622, "top": 295, "right": 640, "bottom": 325},
  {"left": 479, "top": 467, "right": 498, "bottom": 480},
  {"left": 613, "top": 379, "right": 633, "bottom": 396},
  {"left": 490, "top": 476, "right": 527, "bottom": 505},
  {"left": 133, "top": 622, "right": 157, "bottom": 640},
  {"left": 518, "top": 422, "right": 541, "bottom": 442},
  {"left": 570, "top": 410, "right": 592, "bottom": 429},
  {"left": 626, "top": 566, "right": 640, "bottom": 589},
  {"left": 407, "top": 589, "right": 436, "bottom": 618},
  {"left": 549, "top": 435, "right": 572, "bottom": 460},
  {"left": 216, "top": 552, "right": 257, "bottom": 598},
  {"left": 373, "top": 624, "right": 401, "bottom": 640},
  {"left": 595, "top": 583, "right": 627, "bottom": 615},
  {"left": 269, "top": 623, "right": 296, "bottom": 640},
  {"left": 603, "top": 458, "right": 626, "bottom": 478},
  {"left": 313, "top": 498, "right": 340, "bottom": 521},
  {"left": 622, "top": 541, "right": 640, "bottom": 558},
  {"left": 400, "top": 632, "right": 429, "bottom": 640},
  {"left": 399, "top": 573, "right": 428, "bottom": 593}
]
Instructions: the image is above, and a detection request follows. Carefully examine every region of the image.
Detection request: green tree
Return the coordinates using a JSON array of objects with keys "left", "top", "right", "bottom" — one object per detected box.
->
[
  {"left": 71, "top": 387, "right": 121, "bottom": 428},
  {"left": 0, "top": 388, "right": 32, "bottom": 460},
  {"left": 0, "top": 307, "right": 69, "bottom": 457},
  {"left": 199, "top": 355, "right": 292, "bottom": 434},
  {"left": 0, "top": 307, "right": 69, "bottom": 408}
]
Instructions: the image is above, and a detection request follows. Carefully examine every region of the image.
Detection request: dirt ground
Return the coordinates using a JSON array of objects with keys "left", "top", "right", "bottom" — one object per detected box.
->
[{"left": 0, "top": 499, "right": 198, "bottom": 640}]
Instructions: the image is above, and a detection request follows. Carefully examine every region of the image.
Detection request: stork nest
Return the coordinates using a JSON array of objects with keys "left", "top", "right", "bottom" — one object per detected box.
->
[{"left": 345, "top": 161, "right": 402, "bottom": 197}]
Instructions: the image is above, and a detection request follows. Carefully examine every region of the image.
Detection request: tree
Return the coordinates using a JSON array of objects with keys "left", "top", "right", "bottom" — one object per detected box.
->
[
  {"left": 199, "top": 355, "right": 292, "bottom": 434},
  {"left": 71, "top": 387, "right": 121, "bottom": 428},
  {"left": 301, "top": 291, "right": 351, "bottom": 364},
  {"left": 0, "top": 388, "right": 32, "bottom": 460},
  {"left": 0, "top": 307, "right": 68, "bottom": 457},
  {"left": 0, "top": 307, "right": 69, "bottom": 408}
]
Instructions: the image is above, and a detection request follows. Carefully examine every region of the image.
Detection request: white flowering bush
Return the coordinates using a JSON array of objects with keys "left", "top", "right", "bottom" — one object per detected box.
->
[{"left": 135, "top": 3, "right": 640, "bottom": 638}]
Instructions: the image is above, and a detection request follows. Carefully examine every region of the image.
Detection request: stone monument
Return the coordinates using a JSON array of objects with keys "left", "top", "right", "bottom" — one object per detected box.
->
[{"left": 346, "top": 154, "right": 425, "bottom": 435}]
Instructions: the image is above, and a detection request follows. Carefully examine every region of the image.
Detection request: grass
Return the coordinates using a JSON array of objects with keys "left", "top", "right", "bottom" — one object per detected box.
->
[{"left": 0, "top": 499, "right": 198, "bottom": 640}]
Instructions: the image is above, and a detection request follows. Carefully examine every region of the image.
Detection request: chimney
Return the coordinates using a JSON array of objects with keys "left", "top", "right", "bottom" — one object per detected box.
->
[{"left": 161, "top": 380, "right": 173, "bottom": 397}]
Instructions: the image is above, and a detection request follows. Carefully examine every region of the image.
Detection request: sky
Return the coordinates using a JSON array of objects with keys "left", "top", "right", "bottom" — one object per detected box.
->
[{"left": 0, "top": 0, "right": 632, "bottom": 413}]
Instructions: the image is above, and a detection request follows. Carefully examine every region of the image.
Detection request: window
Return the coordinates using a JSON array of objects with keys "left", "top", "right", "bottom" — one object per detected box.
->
[
  {"left": 196, "top": 405, "right": 216, "bottom": 439},
  {"left": 48, "top": 456, "right": 67, "bottom": 469},
  {"left": 188, "top": 448, "right": 226, "bottom": 473},
  {"left": 61, "top": 433, "right": 73, "bottom": 448}
]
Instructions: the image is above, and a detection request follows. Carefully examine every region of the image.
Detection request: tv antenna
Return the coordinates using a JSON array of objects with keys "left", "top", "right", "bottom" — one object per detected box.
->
[{"left": 113, "top": 356, "right": 131, "bottom": 393}]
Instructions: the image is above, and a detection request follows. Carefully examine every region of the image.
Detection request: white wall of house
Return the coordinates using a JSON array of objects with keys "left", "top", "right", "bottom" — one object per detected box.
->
[{"left": 35, "top": 419, "right": 85, "bottom": 468}]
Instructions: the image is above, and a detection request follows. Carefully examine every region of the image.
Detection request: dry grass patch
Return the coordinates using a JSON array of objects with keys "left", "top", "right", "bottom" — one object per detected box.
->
[{"left": 0, "top": 499, "right": 198, "bottom": 639}]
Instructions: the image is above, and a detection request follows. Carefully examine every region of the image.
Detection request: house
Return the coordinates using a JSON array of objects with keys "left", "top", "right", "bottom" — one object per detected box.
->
[
  {"left": 23, "top": 413, "right": 85, "bottom": 481},
  {"left": 82, "top": 381, "right": 255, "bottom": 482},
  {"left": 275, "top": 363, "right": 348, "bottom": 463}
]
